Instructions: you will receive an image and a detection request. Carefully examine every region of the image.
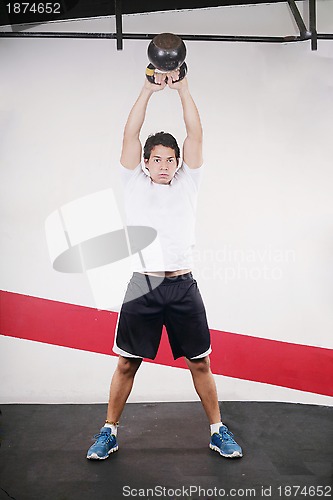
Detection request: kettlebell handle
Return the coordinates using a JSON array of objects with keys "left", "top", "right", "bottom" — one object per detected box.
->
[{"left": 145, "top": 62, "right": 188, "bottom": 85}]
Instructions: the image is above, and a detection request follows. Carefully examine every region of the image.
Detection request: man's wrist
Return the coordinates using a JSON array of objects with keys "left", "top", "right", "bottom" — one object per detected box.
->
[
  {"left": 141, "top": 85, "right": 154, "bottom": 97},
  {"left": 177, "top": 83, "right": 190, "bottom": 95}
]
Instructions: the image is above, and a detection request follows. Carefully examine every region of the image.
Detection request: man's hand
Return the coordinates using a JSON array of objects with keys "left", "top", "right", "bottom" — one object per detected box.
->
[
  {"left": 167, "top": 72, "right": 188, "bottom": 91},
  {"left": 144, "top": 72, "right": 167, "bottom": 91},
  {"left": 143, "top": 70, "right": 188, "bottom": 91}
]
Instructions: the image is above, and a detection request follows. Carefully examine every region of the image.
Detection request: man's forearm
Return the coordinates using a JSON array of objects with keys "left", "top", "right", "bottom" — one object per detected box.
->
[
  {"left": 178, "top": 87, "right": 203, "bottom": 142},
  {"left": 124, "top": 86, "right": 154, "bottom": 139}
]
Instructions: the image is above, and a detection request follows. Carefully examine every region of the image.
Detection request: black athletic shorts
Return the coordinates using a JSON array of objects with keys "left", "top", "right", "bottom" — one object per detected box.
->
[{"left": 113, "top": 272, "right": 211, "bottom": 360}]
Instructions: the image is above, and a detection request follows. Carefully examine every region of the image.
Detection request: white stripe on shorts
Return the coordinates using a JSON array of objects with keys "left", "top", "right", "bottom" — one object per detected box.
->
[{"left": 189, "top": 346, "right": 212, "bottom": 359}]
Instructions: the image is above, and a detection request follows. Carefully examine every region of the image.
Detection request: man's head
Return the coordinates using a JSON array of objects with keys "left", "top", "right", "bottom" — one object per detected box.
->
[{"left": 143, "top": 132, "right": 180, "bottom": 185}]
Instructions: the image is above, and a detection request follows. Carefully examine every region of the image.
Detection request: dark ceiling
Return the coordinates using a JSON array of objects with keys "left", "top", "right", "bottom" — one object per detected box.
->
[
  {"left": 1, "top": 0, "right": 287, "bottom": 27},
  {"left": 55, "top": 0, "right": 288, "bottom": 18}
]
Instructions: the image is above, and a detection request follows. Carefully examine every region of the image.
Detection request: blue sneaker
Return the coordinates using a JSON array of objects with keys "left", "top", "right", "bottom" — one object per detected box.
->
[
  {"left": 86, "top": 427, "right": 118, "bottom": 460},
  {"left": 209, "top": 425, "right": 243, "bottom": 458}
]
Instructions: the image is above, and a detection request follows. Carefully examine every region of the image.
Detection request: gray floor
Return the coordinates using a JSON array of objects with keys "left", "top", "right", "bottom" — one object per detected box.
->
[{"left": 0, "top": 402, "right": 332, "bottom": 500}]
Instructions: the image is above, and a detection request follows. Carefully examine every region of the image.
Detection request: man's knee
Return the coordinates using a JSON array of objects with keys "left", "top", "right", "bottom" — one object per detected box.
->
[
  {"left": 117, "top": 356, "right": 142, "bottom": 377},
  {"left": 186, "top": 355, "right": 211, "bottom": 374}
]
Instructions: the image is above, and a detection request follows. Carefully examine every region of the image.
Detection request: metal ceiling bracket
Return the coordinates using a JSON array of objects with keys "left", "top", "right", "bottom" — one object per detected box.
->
[
  {"left": 287, "top": 0, "right": 310, "bottom": 39},
  {"left": 309, "top": 0, "right": 318, "bottom": 50},
  {"left": 115, "top": 0, "right": 123, "bottom": 50}
]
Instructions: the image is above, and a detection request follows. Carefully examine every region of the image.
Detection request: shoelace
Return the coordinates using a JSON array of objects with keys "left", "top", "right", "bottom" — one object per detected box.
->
[
  {"left": 93, "top": 431, "right": 113, "bottom": 444},
  {"left": 218, "top": 428, "right": 237, "bottom": 444}
]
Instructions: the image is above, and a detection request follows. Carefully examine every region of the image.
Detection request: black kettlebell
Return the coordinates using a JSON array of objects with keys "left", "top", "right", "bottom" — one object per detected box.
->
[{"left": 146, "top": 33, "right": 187, "bottom": 85}]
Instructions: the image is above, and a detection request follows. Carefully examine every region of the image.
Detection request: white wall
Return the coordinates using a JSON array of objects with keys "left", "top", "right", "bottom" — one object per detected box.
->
[{"left": 1, "top": 2, "right": 333, "bottom": 405}]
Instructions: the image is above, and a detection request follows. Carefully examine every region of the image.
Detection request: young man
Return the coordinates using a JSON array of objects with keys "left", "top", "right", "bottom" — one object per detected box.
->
[{"left": 86, "top": 71, "right": 243, "bottom": 460}]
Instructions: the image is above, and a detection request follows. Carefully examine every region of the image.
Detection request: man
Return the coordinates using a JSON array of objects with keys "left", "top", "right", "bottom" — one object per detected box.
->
[{"left": 86, "top": 70, "right": 243, "bottom": 460}]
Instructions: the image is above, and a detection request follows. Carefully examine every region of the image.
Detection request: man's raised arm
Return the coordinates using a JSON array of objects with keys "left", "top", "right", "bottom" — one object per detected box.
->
[
  {"left": 168, "top": 76, "right": 203, "bottom": 169},
  {"left": 120, "top": 78, "right": 166, "bottom": 170}
]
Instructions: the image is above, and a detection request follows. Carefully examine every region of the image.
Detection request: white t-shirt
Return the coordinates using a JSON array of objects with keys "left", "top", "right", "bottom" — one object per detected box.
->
[{"left": 119, "top": 161, "right": 203, "bottom": 272}]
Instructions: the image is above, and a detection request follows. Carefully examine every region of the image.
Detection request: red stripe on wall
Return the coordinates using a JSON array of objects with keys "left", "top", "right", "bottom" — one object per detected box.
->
[
  {"left": 0, "top": 290, "right": 118, "bottom": 356},
  {"left": 1, "top": 290, "right": 332, "bottom": 397}
]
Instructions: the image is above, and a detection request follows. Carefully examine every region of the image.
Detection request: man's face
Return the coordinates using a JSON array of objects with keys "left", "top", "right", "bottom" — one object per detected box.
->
[{"left": 144, "top": 145, "right": 178, "bottom": 184}]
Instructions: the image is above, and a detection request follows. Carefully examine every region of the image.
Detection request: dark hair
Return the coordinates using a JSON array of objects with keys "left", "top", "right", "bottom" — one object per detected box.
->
[{"left": 143, "top": 132, "right": 180, "bottom": 160}]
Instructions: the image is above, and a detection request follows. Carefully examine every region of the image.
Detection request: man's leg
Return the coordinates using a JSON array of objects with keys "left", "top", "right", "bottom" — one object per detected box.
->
[
  {"left": 186, "top": 355, "right": 243, "bottom": 458},
  {"left": 87, "top": 355, "right": 142, "bottom": 460},
  {"left": 185, "top": 356, "right": 221, "bottom": 424},
  {"left": 106, "top": 355, "right": 142, "bottom": 423}
]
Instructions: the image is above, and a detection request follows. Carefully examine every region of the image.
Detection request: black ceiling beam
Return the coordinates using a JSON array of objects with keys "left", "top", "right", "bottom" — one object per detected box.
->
[
  {"left": 0, "top": 31, "right": 309, "bottom": 43},
  {"left": 309, "top": 0, "right": 317, "bottom": 50},
  {"left": 115, "top": 0, "right": 123, "bottom": 50},
  {"left": 317, "top": 33, "right": 333, "bottom": 39}
]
